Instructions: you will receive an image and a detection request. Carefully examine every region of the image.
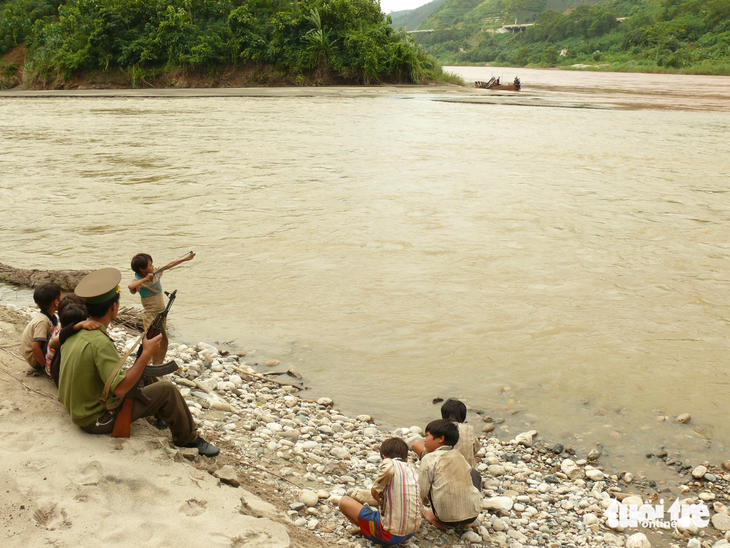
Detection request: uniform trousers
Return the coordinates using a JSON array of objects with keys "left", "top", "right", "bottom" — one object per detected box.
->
[{"left": 82, "top": 380, "right": 197, "bottom": 446}]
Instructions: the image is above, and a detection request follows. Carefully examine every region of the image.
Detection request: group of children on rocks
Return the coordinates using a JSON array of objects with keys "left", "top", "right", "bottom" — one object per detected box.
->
[
  {"left": 20, "top": 251, "right": 480, "bottom": 546},
  {"left": 338, "top": 398, "right": 484, "bottom": 546},
  {"left": 19, "top": 251, "right": 195, "bottom": 381}
]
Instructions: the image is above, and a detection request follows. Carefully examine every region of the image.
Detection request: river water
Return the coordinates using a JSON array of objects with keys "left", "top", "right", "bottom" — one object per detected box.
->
[{"left": 2, "top": 68, "right": 729, "bottom": 473}]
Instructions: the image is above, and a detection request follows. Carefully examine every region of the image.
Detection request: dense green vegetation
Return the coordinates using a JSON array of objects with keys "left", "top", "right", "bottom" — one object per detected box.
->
[
  {"left": 405, "top": 0, "right": 730, "bottom": 74},
  {"left": 0, "top": 0, "right": 448, "bottom": 88}
]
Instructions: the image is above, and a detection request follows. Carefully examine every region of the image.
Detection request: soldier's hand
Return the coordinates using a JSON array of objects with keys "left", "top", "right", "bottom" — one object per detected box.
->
[{"left": 142, "top": 333, "right": 162, "bottom": 357}]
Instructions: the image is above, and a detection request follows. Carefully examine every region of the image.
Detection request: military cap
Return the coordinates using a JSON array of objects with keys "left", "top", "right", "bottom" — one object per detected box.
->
[{"left": 75, "top": 268, "right": 122, "bottom": 304}]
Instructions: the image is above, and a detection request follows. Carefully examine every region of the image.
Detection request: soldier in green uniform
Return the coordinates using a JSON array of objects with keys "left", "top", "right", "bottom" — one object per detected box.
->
[{"left": 58, "top": 268, "right": 218, "bottom": 457}]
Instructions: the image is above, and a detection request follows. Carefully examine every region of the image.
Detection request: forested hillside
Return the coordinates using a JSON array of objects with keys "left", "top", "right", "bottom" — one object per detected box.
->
[
  {"left": 0, "top": 0, "right": 451, "bottom": 89},
  {"left": 389, "top": 0, "right": 447, "bottom": 30},
  {"left": 405, "top": 0, "right": 730, "bottom": 74}
]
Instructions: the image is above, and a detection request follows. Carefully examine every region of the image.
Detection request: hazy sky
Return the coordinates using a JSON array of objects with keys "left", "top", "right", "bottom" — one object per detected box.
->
[{"left": 380, "top": 0, "right": 431, "bottom": 14}]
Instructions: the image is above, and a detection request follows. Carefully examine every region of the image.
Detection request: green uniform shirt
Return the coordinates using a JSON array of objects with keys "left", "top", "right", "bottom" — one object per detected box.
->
[{"left": 58, "top": 325, "right": 126, "bottom": 427}]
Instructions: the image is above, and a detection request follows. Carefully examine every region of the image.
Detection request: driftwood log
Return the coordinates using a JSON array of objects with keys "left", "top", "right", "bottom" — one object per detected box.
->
[
  {"left": 1, "top": 262, "right": 143, "bottom": 331},
  {"left": 0, "top": 262, "right": 90, "bottom": 292}
]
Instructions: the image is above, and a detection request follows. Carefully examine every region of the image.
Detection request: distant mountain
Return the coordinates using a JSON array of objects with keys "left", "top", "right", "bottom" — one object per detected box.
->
[
  {"left": 389, "top": 0, "right": 449, "bottom": 31},
  {"left": 409, "top": 0, "right": 601, "bottom": 31}
]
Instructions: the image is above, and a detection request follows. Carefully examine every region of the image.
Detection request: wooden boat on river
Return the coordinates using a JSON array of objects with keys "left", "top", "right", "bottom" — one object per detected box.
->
[{"left": 475, "top": 76, "right": 521, "bottom": 91}]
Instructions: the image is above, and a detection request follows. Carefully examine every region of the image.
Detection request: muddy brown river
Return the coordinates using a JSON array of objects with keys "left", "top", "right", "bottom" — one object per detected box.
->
[{"left": 2, "top": 68, "right": 729, "bottom": 473}]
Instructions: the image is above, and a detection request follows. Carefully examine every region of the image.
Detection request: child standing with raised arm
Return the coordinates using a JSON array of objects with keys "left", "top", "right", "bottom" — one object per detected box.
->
[
  {"left": 128, "top": 251, "right": 194, "bottom": 365},
  {"left": 338, "top": 438, "right": 421, "bottom": 545}
]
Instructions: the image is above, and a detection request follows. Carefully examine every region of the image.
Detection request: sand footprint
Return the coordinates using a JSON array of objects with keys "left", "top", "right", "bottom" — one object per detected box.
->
[
  {"left": 0, "top": 399, "right": 20, "bottom": 418},
  {"left": 33, "top": 501, "right": 71, "bottom": 530},
  {"left": 70, "top": 461, "right": 103, "bottom": 486},
  {"left": 0, "top": 429, "right": 36, "bottom": 452},
  {"left": 180, "top": 498, "right": 207, "bottom": 517},
  {"left": 71, "top": 460, "right": 104, "bottom": 485}
]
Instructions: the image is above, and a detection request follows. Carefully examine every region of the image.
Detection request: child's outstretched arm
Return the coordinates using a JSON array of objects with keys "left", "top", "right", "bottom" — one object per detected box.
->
[{"left": 161, "top": 251, "right": 195, "bottom": 271}]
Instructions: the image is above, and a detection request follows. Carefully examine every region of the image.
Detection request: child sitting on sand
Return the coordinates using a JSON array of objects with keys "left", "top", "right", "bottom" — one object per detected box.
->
[
  {"left": 411, "top": 398, "right": 482, "bottom": 488},
  {"left": 20, "top": 283, "right": 62, "bottom": 372},
  {"left": 417, "top": 419, "right": 482, "bottom": 531},
  {"left": 128, "top": 251, "right": 194, "bottom": 365},
  {"left": 338, "top": 437, "right": 421, "bottom": 545}
]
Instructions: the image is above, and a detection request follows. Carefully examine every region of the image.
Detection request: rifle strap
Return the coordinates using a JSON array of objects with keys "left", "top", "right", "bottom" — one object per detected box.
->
[{"left": 100, "top": 327, "right": 150, "bottom": 410}]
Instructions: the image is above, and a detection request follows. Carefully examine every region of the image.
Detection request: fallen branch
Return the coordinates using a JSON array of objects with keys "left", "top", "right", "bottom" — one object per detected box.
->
[
  {"left": 0, "top": 262, "right": 89, "bottom": 292},
  {"left": 231, "top": 365, "right": 302, "bottom": 390},
  {"left": 193, "top": 379, "right": 213, "bottom": 395}
]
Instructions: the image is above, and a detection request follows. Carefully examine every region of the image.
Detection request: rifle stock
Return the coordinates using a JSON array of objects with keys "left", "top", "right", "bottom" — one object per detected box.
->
[{"left": 111, "top": 399, "right": 133, "bottom": 438}]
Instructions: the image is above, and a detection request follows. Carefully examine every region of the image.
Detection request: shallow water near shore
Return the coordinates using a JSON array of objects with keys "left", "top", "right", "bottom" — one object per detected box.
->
[{"left": 2, "top": 69, "right": 730, "bottom": 475}]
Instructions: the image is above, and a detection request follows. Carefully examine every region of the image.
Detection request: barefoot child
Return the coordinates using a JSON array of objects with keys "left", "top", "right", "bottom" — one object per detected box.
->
[
  {"left": 128, "top": 251, "right": 194, "bottom": 364},
  {"left": 20, "top": 283, "right": 62, "bottom": 372},
  {"left": 418, "top": 419, "right": 482, "bottom": 531},
  {"left": 339, "top": 438, "right": 421, "bottom": 545}
]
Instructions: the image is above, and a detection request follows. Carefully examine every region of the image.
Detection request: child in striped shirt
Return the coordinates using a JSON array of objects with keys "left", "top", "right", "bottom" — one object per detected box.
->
[{"left": 338, "top": 438, "right": 422, "bottom": 545}]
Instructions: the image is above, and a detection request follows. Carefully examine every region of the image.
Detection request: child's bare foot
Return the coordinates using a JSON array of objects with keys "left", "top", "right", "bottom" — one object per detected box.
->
[
  {"left": 423, "top": 509, "right": 447, "bottom": 530},
  {"left": 462, "top": 519, "right": 479, "bottom": 530}
]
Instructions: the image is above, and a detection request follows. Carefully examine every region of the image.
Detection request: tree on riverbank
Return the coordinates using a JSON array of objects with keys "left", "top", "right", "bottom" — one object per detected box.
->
[
  {"left": 404, "top": 0, "right": 730, "bottom": 74},
  {"left": 0, "top": 0, "right": 458, "bottom": 88}
]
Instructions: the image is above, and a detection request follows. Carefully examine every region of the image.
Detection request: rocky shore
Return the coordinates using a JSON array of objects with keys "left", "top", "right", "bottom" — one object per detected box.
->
[{"left": 3, "top": 302, "right": 730, "bottom": 548}]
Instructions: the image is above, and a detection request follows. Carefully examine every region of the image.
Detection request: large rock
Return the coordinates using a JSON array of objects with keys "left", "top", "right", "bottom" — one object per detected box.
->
[
  {"left": 713, "top": 513, "right": 730, "bottom": 532},
  {"left": 622, "top": 495, "right": 644, "bottom": 507},
  {"left": 692, "top": 465, "right": 708, "bottom": 479},
  {"left": 561, "top": 459, "right": 585, "bottom": 480},
  {"left": 483, "top": 496, "right": 513, "bottom": 512},
  {"left": 214, "top": 465, "right": 240, "bottom": 488},
  {"left": 299, "top": 490, "right": 319, "bottom": 508},
  {"left": 626, "top": 532, "right": 651, "bottom": 548},
  {"left": 488, "top": 464, "right": 506, "bottom": 476},
  {"left": 515, "top": 430, "right": 537, "bottom": 447},
  {"left": 586, "top": 469, "right": 605, "bottom": 481}
]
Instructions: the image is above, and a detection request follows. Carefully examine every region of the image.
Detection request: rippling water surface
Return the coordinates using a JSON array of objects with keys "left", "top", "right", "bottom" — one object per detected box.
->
[{"left": 2, "top": 69, "right": 729, "bottom": 471}]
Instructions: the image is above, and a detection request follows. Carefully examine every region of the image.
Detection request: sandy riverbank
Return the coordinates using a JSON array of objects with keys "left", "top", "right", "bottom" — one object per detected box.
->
[{"left": 2, "top": 303, "right": 730, "bottom": 548}]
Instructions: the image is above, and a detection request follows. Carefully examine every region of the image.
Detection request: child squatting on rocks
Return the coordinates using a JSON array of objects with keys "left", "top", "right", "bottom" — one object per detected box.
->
[
  {"left": 128, "top": 251, "right": 195, "bottom": 365},
  {"left": 339, "top": 437, "right": 422, "bottom": 545},
  {"left": 417, "top": 419, "right": 482, "bottom": 531},
  {"left": 20, "top": 282, "right": 62, "bottom": 372},
  {"left": 411, "top": 398, "right": 482, "bottom": 489}
]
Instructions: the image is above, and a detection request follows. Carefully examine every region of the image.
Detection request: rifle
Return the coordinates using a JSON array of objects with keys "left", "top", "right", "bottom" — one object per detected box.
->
[{"left": 112, "top": 290, "right": 179, "bottom": 438}]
